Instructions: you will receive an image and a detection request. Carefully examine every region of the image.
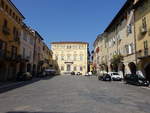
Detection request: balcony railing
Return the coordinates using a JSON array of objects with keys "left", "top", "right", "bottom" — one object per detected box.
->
[
  {"left": 137, "top": 48, "right": 150, "bottom": 59},
  {"left": 0, "top": 50, "right": 22, "bottom": 62},
  {"left": 20, "top": 55, "right": 30, "bottom": 62},
  {"left": 6, "top": 51, "right": 21, "bottom": 62}
]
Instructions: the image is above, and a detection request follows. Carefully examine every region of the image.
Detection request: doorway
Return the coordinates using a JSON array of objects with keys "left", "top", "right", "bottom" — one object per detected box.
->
[
  {"left": 128, "top": 62, "right": 136, "bottom": 74},
  {"left": 67, "top": 64, "right": 71, "bottom": 71},
  {"left": 145, "top": 64, "right": 150, "bottom": 81}
]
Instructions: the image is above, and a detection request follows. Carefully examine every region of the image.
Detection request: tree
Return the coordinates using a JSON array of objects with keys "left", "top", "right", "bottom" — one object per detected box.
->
[{"left": 110, "top": 54, "right": 123, "bottom": 72}]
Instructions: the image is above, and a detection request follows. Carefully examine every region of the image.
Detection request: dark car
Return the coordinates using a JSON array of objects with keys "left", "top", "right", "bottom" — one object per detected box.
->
[
  {"left": 44, "top": 69, "right": 56, "bottom": 76},
  {"left": 16, "top": 72, "right": 32, "bottom": 81},
  {"left": 98, "top": 74, "right": 111, "bottom": 81},
  {"left": 125, "top": 74, "right": 149, "bottom": 86},
  {"left": 71, "top": 72, "right": 75, "bottom": 75}
]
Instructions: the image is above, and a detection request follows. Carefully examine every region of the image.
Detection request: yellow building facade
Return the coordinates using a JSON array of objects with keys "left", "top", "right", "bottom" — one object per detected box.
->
[
  {"left": 0, "top": 0, "right": 24, "bottom": 81},
  {"left": 134, "top": 0, "right": 150, "bottom": 81},
  {"left": 51, "top": 42, "right": 89, "bottom": 75}
]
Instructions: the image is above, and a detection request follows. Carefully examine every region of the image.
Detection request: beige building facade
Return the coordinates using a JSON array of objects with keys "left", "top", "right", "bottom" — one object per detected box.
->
[
  {"left": 93, "top": 0, "right": 137, "bottom": 76},
  {"left": 0, "top": 0, "right": 25, "bottom": 81},
  {"left": 93, "top": 33, "right": 108, "bottom": 74},
  {"left": 134, "top": 0, "right": 150, "bottom": 81},
  {"left": 20, "top": 23, "right": 35, "bottom": 73},
  {"left": 104, "top": 0, "right": 136, "bottom": 74},
  {"left": 93, "top": 0, "right": 150, "bottom": 81},
  {"left": 51, "top": 42, "right": 89, "bottom": 75}
]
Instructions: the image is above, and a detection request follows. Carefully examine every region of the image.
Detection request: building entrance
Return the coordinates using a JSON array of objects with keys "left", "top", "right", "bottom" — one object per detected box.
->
[
  {"left": 145, "top": 63, "right": 150, "bottom": 81},
  {"left": 67, "top": 64, "right": 71, "bottom": 71}
]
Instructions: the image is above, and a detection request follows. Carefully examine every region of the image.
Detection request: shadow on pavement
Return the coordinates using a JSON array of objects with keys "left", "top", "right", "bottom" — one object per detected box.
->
[{"left": 0, "top": 75, "right": 57, "bottom": 94}]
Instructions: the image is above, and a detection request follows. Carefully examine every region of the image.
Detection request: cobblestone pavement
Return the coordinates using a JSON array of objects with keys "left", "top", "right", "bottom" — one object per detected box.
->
[{"left": 0, "top": 75, "right": 150, "bottom": 113}]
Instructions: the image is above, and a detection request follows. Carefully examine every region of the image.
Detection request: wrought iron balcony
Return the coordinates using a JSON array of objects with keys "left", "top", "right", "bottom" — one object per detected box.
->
[
  {"left": 137, "top": 48, "right": 150, "bottom": 59},
  {"left": 5, "top": 51, "right": 21, "bottom": 62},
  {"left": 0, "top": 50, "right": 22, "bottom": 62},
  {"left": 20, "top": 55, "right": 30, "bottom": 62}
]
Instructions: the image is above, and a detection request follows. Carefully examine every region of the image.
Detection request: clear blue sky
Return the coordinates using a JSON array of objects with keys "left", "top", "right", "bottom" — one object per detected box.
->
[{"left": 12, "top": 0, "right": 126, "bottom": 51}]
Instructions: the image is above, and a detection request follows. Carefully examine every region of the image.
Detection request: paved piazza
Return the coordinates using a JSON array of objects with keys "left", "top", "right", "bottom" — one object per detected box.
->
[{"left": 0, "top": 75, "right": 150, "bottom": 113}]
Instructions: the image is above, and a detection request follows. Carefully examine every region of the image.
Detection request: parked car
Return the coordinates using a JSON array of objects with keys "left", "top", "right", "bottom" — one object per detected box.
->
[
  {"left": 85, "top": 72, "right": 92, "bottom": 76},
  {"left": 16, "top": 72, "right": 32, "bottom": 81},
  {"left": 85, "top": 73, "right": 89, "bottom": 76},
  {"left": 98, "top": 73, "right": 111, "bottom": 81},
  {"left": 88, "top": 71, "right": 92, "bottom": 76},
  {"left": 44, "top": 69, "right": 56, "bottom": 76},
  {"left": 71, "top": 71, "right": 75, "bottom": 75},
  {"left": 125, "top": 74, "right": 149, "bottom": 86},
  {"left": 108, "top": 72, "right": 122, "bottom": 81},
  {"left": 77, "top": 72, "right": 82, "bottom": 75},
  {"left": 64, "top": 72, "right": 72, "bottom": 75}
]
